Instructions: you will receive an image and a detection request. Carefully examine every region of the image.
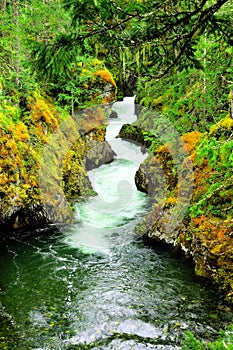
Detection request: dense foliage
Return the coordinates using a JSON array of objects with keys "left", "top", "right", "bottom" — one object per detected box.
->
[
  {"left": 0, "top": 0, "right": 117, "bottom": 227},
  {"left": 1, "top": 0, "right": 232, "bottom": 115},
  {"left": 182, "top": 326, "right": 233, "bottom": 349}
]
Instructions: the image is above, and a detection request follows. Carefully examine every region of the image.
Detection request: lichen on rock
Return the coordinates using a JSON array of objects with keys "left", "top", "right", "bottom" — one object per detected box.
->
[
  {"left": 133, "top": 113, "right": 233, "bottom": 303},
  {"left": 0, "top": 63, "right": 117, "bottom": 233}
]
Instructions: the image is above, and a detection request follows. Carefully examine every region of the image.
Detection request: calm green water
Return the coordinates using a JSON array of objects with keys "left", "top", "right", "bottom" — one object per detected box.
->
[
  {"left": 0, "top": 97, "right": 232, "bottom": 349},
  {"left": 0, "top": 229, "right": 233, "bottom": 349}
]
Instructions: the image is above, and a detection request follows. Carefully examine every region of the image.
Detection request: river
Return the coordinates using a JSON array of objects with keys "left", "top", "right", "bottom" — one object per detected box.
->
[{"left": 0, "top": 97, "right": 232, "bottom": 349}]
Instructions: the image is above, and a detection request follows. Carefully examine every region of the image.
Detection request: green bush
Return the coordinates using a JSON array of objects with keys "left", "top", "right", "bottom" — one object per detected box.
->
[{"left": 181, "top": 326, "right": 233, "bottom": 350}]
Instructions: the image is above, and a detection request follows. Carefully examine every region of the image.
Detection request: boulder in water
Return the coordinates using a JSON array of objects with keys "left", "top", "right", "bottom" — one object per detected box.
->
[
  {"left": 109, "top": 110, "right": 118, "bottom": 118},
  {"left": 84, "top": 140, "right": 116, "bottom": 171}
]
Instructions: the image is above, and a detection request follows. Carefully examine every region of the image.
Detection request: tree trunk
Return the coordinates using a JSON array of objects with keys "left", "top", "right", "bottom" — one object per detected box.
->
[
  {"left": 231, "top": 90, "right": 233, "bottom": 119},
  {"left": 203, "top": 32, "right": 207, "bottom": 129},
  {"left": 12, "top": 0, "right": 20, "bottom": 86},
  {"left": 0, "top": 0, "right": 6, "bottom": 12}
]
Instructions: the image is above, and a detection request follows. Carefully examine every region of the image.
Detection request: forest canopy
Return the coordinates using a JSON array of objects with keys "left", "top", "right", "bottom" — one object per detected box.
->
[
  {"left": 28, "top": 0, "right": 233, "bottom": 78},
  {"left": 0, "top": 0, "right": 232, "bottom": 118}
]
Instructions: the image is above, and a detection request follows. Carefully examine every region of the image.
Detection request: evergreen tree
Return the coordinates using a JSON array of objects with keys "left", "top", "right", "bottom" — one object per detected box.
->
[{"left": 28, "top": 0, "right": 232, "bottom": 78}]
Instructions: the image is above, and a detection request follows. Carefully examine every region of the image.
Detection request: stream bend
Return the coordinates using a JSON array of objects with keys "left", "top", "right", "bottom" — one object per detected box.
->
[{"left": 0, "top": 97, "right": 232, "bottom": 350}]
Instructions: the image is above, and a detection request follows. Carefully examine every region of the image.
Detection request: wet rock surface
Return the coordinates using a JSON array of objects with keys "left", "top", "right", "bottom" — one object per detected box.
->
[
  {"left": 133, "top": 124, "right": 233, "bottom": 303},
  {"left": 84, "top": 140, "right": 116, "bottom": 170},
  {"left": 109, "top": 109, "right": 119, "bottom": 118}
]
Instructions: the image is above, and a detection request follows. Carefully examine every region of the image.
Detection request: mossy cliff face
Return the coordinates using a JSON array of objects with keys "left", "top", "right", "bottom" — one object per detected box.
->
[
  {"left": 0, "top": 93, "right": 85, "bottom": 230},
  {"left": 0, "top": 93, "right": 55, "bottom": 231},
  {"left": 0, "top": 66, "right": 117, "bottom": 233},
  {"left": 186, "top": 116, "right": 233, "bottom": 303},
  {"left": 133, "top": 115, "right": 233, "bottom": 303}
]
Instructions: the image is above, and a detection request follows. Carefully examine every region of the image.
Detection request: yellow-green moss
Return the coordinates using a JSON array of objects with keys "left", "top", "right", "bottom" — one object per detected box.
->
[{"left": 210, "top": 114, "right": 233, "bottom": 135}]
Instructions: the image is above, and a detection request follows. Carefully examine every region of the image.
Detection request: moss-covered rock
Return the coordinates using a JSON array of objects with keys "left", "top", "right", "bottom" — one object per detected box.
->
[
  {"left": 0, "top": 66, "right": 117, "bottom": 233},
  {"left": 118, "top": 123, "right": 152, "bottom": 148},
  {"left": 134, "top": 116, "right": 233, "bottom": 303},
  {"left": 83, "top": 139, "right": 116, "bottom": 171},
  {"left": 62, "top": 138, "right": 93, "bottom": 199},
  {"left": 79, "top": 59, "right": 117, "bottom": 106},
  {"left": 94, "top": 68, "right": 117, "bottom": 104}
]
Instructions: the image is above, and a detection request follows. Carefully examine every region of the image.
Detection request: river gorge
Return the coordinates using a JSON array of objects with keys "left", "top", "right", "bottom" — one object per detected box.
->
[{"left": 0, "top": 98, "right": 232, "bottom": 349}]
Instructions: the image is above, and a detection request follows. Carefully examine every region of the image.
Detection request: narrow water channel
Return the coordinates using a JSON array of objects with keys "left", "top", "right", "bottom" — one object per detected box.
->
[{"left": 0, "top": 98, "right": 232, "bottom": 349}]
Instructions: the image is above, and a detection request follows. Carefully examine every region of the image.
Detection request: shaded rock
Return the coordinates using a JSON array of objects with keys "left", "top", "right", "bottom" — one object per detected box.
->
[
  {"left": 134, "top": 103, "right": 143, "bottom": 116},
  {"left": 135, "top": 155, "right": 167, "bottom": 198},
  {"left": 0, "top": 204, "right": 49, "bottom": 235},
  {"left": 135, "top": 166, "right": 148, "bottom": 194},
  {"left": 62, "top": 138, "right": 94, "bottom": 200},
  {"left": 186, "top": 216, "right": 233, "bottom": 299},
  {"left": 118, "top": 124, "right": 151, "bottom": 148},
  {"left": 135, "top": 132, "right": 198, "bottom": 249},
  {"left": 109, "top": 109, "right": 118, "bottom": 118},
  {"left": 118, "top": 73, "right": 138, "bottom": 97},
  {"left": 143, "top": 207, "right": 187, "bottom": 246},
  {"left": 136, "top": 129, "right": 233, "bottom": 304},
  {"left": 84, "top": 140, "right": 116, "bottom": 171}
]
